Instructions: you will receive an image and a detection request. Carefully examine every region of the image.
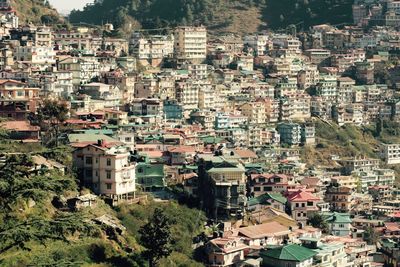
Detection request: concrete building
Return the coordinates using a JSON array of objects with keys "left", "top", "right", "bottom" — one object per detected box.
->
[
  {"left": 277, "top": 122, "right": 302, "bottom": 146},
  {"left": 174, "top": 26, "right": 207, "bottom": 63},
  {"left": 381, "top": 143, "right": 400, "bottom": 165},
  {"left": 73, "top": 141, "right": 136, "bottom": 200}
]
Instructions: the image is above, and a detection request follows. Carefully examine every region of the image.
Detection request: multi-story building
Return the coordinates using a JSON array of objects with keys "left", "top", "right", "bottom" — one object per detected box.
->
[
  {"left": 58, "top": 56, "right": 101, "bottom": 87},
  {"left": 381, "top": 143, "right": 400, "bottom": 165},
  {"left": 277, "top": 122, "right": 301, "bottom": 146},
  {"left": 198, "top": 155, "right": 247, "bottom": 218},
  {"left": 337, "top": 77, "right": 355, "bottom": 103},
  {"left": 248, "top": 173, "right": 288, "bottom": 197},
  {"left": 338, "top": 157, "right": 380, "bottom": 174},
  {"left": 325, "top": 186, "right": 354, "bottom": 213},
  {"left": 243, "top": 34, "right": 268, "bottom": 56},
  {"left": 316, "top": 74, "right": 337, "bottom": 101},
  {"left": 129, "top": 33, "right": 174, "bottom": 66},
  {"left": 72, "top": 141, "right": 136, "bottom": 200},
  {"left": 0, "top": 79, "right": 39, "bottom": 120},
  {"left": 287, "top": 189, "right": 321, "bottom": 227},
  {"left": 174, "top": 26, "right": 207, "bottom": 63},
  {"left": 130, "top": 98, "right": 163, "bottom": 117},
  {"left": 241, "top": 101, "right": 267, "bottom": 125}
]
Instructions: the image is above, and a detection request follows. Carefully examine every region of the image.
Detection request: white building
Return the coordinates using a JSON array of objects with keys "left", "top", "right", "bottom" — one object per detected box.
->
[
  {"left": 73, "top": 142, "right": 136, "bottom": 200},
  {"left": 130, "top": 33, "right": 174, "bottom": 65},
  {"left": 243, "top": 34, "right": 269, "bottom": 56},
  {"left": 381, "top": 143, "right": 400, "bottom": 165},
  {"left": 174, "top": 26, "right": 207, "bottom": 63},
  {"left": 14, "top": 46, "right": 56, "bottom": 65}
]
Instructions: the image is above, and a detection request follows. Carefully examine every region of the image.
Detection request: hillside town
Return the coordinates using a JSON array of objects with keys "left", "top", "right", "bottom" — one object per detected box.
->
[{"left": 1, "top": 0, "right": 400, "bottom": 266}]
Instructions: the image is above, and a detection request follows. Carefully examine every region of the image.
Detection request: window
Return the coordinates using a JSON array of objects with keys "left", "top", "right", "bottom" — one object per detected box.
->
[
  {"left": 307, "top": 201, "right": 314, "bottom": 206},
  {"left": 259, "top": 178, "right": 265, "bottom": 182},
  {"left": 85, "top": 157, "right": 93, "bottom": 165},
  {"left": 302, "top": 203, "right": 306, "bottom": 207},
  {"left": 106, "top": 170, "right": 112, "bottom": 179},
  {"left": 85, "top": 169, "right": 92, "bottom": 178},
  {"left": 264, "top": 186, "right": 272, "bottom": 192},
  {"left": 106, "top": 183, "right": 112, "bottom": 190},
  {"left": 297, "top": 213, "right": 301, "bottom": 217},
  {"left": 106, "top": 158, "right": 111, "bottom": 166}
]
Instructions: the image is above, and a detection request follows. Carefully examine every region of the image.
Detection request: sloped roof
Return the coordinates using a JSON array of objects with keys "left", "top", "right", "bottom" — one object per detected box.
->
[
  {"left": 248, "top": 192, "right": 287, "bottom": 206},
  {"left": 322, "top": 212, "right": 352, "bottom": 224},
  {"left": 1, "top": 120, "right": 39, "bottom": 132},
  {"left": 287, "top": 189, "right": 320, "bottom": 202},
  {"left": 238, "top": 221, "right": 290, "bottom": 239},
  {"left": 262, "top": 244, "right": 316, "bottom": 262}
]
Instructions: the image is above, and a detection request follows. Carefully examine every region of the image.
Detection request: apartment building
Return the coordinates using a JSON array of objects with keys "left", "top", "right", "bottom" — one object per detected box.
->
[
  {"left": 325, "top": 186, "right": 354, "bottom": 213},
  {"left": 277, "top": 122, "right": 302, "bottom": 146},
  {"left": 174, "top": 26, "right": 207, "bottom": 63},
  {"left": 129, "top": 33, "right": 174, "bottom": 66},
  {"left": 243, "top": 34, "right": 269, "bottom": 56},
  {"left": 287, "top": 189, "right": 321, "bottom": 227},
  {"left": 0, "top": 79, "right": 39, "bottom": 120},
  {"left": 381, "top": 143, "right": 400, "bottom": 165},
  {"left": 241, "top": 101, "right": 267, "bottom": 125},
  {"left": 73, "top": 141, "right": 136, "bottom": 200}
]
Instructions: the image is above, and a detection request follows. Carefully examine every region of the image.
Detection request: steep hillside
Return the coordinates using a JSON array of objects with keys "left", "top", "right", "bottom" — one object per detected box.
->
[
  {"left": 68, "top": 0, "right": 353, "bottom": 35},
  {"left": 11, "top": 0, "right": 63, "bottom": 25}
]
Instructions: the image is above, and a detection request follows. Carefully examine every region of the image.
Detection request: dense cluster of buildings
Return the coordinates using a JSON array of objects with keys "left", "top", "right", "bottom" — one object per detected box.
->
[{"left": 0, "top": 0, "right": 400, "bottom": 265}]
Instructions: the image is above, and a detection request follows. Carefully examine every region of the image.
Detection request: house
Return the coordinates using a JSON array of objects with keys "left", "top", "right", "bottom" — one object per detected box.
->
[
  {"left": 249, "top": 173, "right": 288, "bottom": 197},
  {"left": 166, "top": 145, "right": 197, "bottom": 165},
  {"left": 301, "top": 238, "right": 349, "bottom": 267},
  {"left": 237, "top": 221, "right": 291, "bottom": 247},
  {"left": 260, "top": 244, "right": 316, "bottom": 267},
  {"left": 247, "top": 192, "right": 287, "bottom": 212},
  {"left": 287, "top": 189, "right": 321, "bottom": 227},
  {"left": 0, "top": 79, "right": 39, "bottom": 120},
  {"left": 250, "top": 207, "right": 298, "bottom": 229},
  {"left": 321, "top": 212, "right": 352, "bottom": 236},
  {"left": 31, "top": 155, "right": 66, "bottom": 174},
  {"left": 205, "top": 237, "right": 249, "bottom": 267},
  {"left": 72, "top": 140, "right": 136, "bottom": 201},
  {"left": 135, "top": 160, "right": 165, "bottom": 192},
  {"left": 1, "top": 120, "right": 40, "bottom": 142}
]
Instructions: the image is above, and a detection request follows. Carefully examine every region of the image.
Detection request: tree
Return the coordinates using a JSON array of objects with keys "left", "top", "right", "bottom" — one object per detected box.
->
[
  {"left": 308, "top": 213, "right": 329, "bottom": 233},
  {"left": 29, "top": 100, "right": 69, "bottom": 147},
  {"left": 363, "top": 226, "right": 378, "bottom": 245},
  {"left": 139, "top": 208, "right": 174, "bottom": 267}
]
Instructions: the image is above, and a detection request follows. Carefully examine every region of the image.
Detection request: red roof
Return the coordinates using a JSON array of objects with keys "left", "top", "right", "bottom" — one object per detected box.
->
[
  {"left": 1, "top": 120, "right": 39, "bottom": 132},
  {"left": 287, "top": 189, "right": 320, "bottom": 202},
  {"left": 167, "top": 145, "right": 197, "bottom": 153},
  {"left": 234, "top": 149, "right": 257, "bottom": 158}
]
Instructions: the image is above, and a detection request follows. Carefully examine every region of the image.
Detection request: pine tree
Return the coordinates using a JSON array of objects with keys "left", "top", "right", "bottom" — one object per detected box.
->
[{"left": 139, "top": 208, "right": 174, "bottom": 267}]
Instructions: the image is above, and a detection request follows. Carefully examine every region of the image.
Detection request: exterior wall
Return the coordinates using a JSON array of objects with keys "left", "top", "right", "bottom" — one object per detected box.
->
[{"left": 73, "top": 145, "right": 136, "bottom": 197}]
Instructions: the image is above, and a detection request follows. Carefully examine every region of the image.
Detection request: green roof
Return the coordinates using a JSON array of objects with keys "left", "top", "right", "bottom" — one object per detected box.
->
[
  {"left": 322, "top": 212, "right": 352, "bottom": 224},
  {"left": 136, "top": 163, "right": 164, "bottom": 177},
  {"left": 262, "top": 244, "right": 316, "bottom": 262},
  {"left": 248, "top": 192, "right": 287, "bottom": 206}
]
